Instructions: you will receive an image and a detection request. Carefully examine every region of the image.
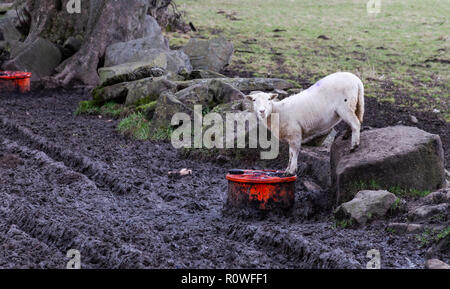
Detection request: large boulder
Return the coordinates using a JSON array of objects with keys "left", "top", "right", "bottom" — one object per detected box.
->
[
  {"left": 331, "top": 126, "right": 446, "bottom": 203},
  {"left": 175, "top": 77, "right": 294, "bottom": 93},
  {"left": 334, "top": 190, "right": 398, "bottom": 225},
  {"left": 93, "top": 76, "right": 177, "bottom": 106},
  {"left": 3, "top": 37, "right": 62, "bottom": 80},
  {"left": 182, "top": 37, "right": 234, "bottom": 72},
  {"left": 105, "top": 36, "right": 169, "bottom": 67},
  {"left": 103, "top": 23, "right": 192, "bottom": 77}
]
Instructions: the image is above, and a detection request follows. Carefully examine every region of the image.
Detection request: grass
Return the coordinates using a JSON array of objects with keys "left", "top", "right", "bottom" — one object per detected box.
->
[
  {"left": 416, "top": 226, "right": 450, "bottom": 248},
  {"left": 117, "top": 112, "right": 151, "bottom": 140},
  {"left": 171, "top": 0, "right": 449, "bottom": 121},
  {"left": 350, "top": 179, "right": 432, "bottom": 198},
  {"left": 75, "top": 101, "right": 128, "bottom": 118}
]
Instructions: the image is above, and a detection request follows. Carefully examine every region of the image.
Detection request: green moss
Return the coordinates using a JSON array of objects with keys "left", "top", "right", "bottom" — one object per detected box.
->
[
  {"left": 117, "top": 112, "right": 150, "bottom": 140},
  {"left": 92, "top": 87, "right": 105, "bottom": 103},
  {"left": 136, "top": 101, "right": 158, "bottom": 112},
  {"left": 135, "top": 95, "right": 157, "bottom": 106}
]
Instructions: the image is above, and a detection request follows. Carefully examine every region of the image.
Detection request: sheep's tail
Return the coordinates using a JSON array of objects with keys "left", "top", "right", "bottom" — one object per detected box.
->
[{"left": 355, "top": 79, "right": 365, "bottom": 123}]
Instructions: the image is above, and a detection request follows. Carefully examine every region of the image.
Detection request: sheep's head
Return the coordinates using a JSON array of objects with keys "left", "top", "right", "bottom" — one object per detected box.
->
[{"left": 246, "top": 92, "right": 279, "bottom": 120}]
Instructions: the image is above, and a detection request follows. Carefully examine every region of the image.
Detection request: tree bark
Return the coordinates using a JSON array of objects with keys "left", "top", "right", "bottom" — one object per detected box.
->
[{"left": 16, "top": 0, "right": 176, "bottom": 86}]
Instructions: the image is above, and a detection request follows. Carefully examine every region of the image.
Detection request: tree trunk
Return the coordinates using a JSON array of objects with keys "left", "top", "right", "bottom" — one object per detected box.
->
[{"left": 15, "top": 0, "right": 177, "bottom": 86}]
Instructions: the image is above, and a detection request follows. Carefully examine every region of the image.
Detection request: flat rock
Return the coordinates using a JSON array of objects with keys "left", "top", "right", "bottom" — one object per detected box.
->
[
  {"left": 93, "top": 76, "right": 177, "bottom": 106},
  {"left": 408, "top": 203, "right": 449, "bottom": 221},
  {"left": 334, "top": 190, "right": 398, "bottom": 225},
  {"left": 331, "top": 126, "right": 446, "bottom": 203},
  {"left": 182, "top": 37, "right": 234, "bottom": 72},
  {"left": 98, "top": 59, "right": 167, "bottom": 86}
]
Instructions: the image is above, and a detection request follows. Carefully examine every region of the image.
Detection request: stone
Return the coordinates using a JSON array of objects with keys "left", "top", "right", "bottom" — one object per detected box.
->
[
  {"left": 331, "top": 126, "right": 446, "bottom": 203},
  {"left": 303, "top": 180, "right": 322, "bottom": 192},
  {"left": 63, "top": 35, "right": 83, "bottom": 54},
  {"left": 175, "top": 77, "right": 294, "bottom": 93},
  {"left": 175, "top": 79, "right": 244, "bottom": 109},
  {"left": 299, "top": 147, "right": 332, "bottom": 188},
  {"left": 105, "top": 36, "right": 169, "bottom": 67},
  {"left": 182, "top": 69, "right": 228, "bottom": 80},
  {"left": 124, "top": 77, "right": 176, "bottom": 106},
  {"left": 408, "top": 203, "right": 449, "bottom": 221},
  {"left": 93, "top": 76, "right": 176, "bottom": 106},
  {"left": 183, "top": 37, "right": 234, "bottom": 72},
  {"left": 334, "top": 190, "right": 398, "bottom": 225},
  {"left": 98, "top": 60, "right": 167, "bottom": 86},
  {"left": 386, "top": 222, "right": 408, "bottom": 234},
  {"left": 3, "top": 37, "right": 62, "bottom": 80},
  {"left": 422, "top": 189, "right": 449, "bottom": 205},
  {"left": 409, "top": 115, "right": 418, "bottom": 124},
  {"left": 0, "top": 10, "right": 21, "bottom": 44},
  {"left": 406, "top": 224, "right": 424, "bottom": 234},
  {"left": 150, "top": 91, "right": 190, "bottom": 132},
  {"left": 142, "top": 15, "right": 162, "bottom": 39},
  {"left": 425, "top": 259, "right": 450, "bottom": 269}
]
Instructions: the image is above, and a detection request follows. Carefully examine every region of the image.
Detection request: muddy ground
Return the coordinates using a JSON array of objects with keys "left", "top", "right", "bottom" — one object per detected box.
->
[{"left": 0, "top": 87, "right": 448, "bottom": 269}]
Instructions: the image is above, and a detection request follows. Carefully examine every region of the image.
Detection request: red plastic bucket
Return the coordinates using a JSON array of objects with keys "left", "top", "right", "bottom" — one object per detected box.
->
[
  {"left": 226, "top": 169, "right": 296, "bottom": 210},
  {"left": 0, "top": 71, "right": 32, "bottom": 93}
]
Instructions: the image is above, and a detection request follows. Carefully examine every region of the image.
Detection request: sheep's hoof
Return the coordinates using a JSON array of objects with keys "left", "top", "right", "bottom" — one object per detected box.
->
[
  {"left": 342, "top": 129, "right": 352, "bottom": 140},
  {"left": 350, "top": 145, "right": 359, "bottom": 153}
]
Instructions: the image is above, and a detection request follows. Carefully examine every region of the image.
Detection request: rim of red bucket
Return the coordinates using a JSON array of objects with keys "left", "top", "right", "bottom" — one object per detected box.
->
[
  {"left": 226, "top": 169, "right": 296, "bottom": 184},
  {"left": 0, "top": 71, "right": 32, "bottom": 79}
]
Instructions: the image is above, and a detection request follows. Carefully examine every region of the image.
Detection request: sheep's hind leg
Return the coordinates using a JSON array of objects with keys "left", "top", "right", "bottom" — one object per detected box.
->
[{"left": 337, "top": 108, "right": 361, "bottom": 152}]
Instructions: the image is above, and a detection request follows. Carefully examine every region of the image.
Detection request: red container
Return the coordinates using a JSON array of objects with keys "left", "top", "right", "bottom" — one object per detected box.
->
[
  {"left": 226, "top": 170, "right": 296, "bottom": 210},
  {"left": 0, "top": 71, "right": 32, "bottom": 93}
]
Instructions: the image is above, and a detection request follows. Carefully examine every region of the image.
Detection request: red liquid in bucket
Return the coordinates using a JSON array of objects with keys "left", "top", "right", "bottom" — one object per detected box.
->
[{"left": 0, "top": 71, "right": 32, "bottom": 93}]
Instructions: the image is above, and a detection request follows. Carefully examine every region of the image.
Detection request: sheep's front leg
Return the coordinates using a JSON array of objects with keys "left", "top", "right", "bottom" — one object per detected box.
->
[{"left": 286, "top": 139, "right": 301, "bottom": 175}]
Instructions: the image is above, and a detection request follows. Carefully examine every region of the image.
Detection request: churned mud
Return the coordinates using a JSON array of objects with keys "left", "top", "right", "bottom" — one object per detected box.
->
[{"left": 0, "top": 88, "right": 447, "bottom": 268}]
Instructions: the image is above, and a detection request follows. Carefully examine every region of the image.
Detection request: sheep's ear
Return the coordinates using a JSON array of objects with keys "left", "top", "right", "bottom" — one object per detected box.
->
[
  {"left": 245, "top": 95, "right": 255, "bottom": 101},
  {"left": 269, "top": 93, "right": 279, "bottom": 100}
]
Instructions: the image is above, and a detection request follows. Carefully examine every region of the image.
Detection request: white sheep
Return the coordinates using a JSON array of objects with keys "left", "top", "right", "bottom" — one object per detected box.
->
[{"left": 246, "top": 72, "right": 365, "bottom": 175}]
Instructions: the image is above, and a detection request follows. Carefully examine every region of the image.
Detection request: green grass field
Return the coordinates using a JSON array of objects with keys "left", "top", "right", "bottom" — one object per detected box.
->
[{"left": 169, "top": 0, "right": 449, "bottom": 121}]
